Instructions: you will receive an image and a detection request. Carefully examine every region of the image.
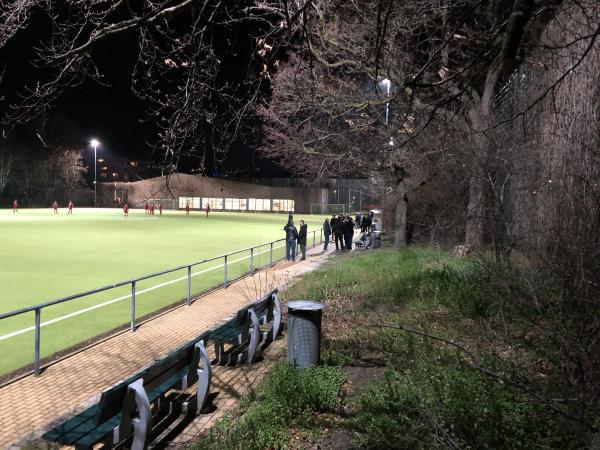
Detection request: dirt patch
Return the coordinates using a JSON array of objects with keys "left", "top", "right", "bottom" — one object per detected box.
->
[
  {"left": 314, "top": 430, "right": 354, "bottom": 449},
  {"left": 343, "top": 356, "right": 387, "bottom": 396}
]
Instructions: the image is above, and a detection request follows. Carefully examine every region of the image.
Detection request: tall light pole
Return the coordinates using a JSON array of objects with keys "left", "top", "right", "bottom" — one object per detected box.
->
[
  {"left": 90, "top": 139, "right": 100, "bottom": 207},
  {"left": 379, "top": 78, "right": 391, "bottom": 125}
]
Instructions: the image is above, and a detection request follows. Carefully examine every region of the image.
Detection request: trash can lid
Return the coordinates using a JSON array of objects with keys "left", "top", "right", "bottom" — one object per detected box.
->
[{"left": 287, "top": 300, "right": 324, "bottom": 311}]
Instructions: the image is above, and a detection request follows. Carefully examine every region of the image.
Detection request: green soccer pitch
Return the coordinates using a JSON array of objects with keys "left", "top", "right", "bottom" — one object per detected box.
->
[{"left": 0, "top": 208, "right": 328, "bottom": 376}]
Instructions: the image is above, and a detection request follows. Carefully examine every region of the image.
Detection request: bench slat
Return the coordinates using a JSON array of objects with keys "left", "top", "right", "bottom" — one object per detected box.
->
[
  {"left": 42, "top": 405, "right": 98, "bottom": 443},
  {"left": 73, "top": 415, "right": 121, "bottom": 450}
]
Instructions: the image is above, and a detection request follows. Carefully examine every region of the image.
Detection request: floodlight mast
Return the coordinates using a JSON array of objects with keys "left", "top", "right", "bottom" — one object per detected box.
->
[
  {"left": 379, "top": 78, "right": 391, "bottom": 125},
  {"left": 90, "top": 139, "right": 100, "bottom": 207}
]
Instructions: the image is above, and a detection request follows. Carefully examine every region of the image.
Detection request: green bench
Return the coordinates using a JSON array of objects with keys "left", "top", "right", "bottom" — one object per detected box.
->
[
  {"left": 211, "top": 290, "right": 281, "bottom": 365},
  {"left": 42, "top": 335, "right": 211, "bottom": 450}
]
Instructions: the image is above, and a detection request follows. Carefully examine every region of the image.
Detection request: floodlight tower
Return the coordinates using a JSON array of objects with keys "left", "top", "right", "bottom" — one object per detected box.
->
[
  {"left": 379, "top": 78, "right": 391, "bottom": 125},
  {"left": 90, "top": 139, "right": 100, "bottom": 207}
]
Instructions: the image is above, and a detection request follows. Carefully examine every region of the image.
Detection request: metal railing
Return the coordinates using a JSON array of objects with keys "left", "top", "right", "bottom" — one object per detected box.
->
[{"left": 0, "top": 228, "right": 324, "bottom": 376}]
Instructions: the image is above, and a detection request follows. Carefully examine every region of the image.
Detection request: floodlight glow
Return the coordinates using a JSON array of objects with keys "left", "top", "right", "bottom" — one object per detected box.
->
[{"left": 90, "top": 139, "right": 100, "bottom": 147}]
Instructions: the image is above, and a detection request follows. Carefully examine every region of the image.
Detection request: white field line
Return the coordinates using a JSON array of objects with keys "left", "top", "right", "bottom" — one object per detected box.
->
[{"left": 0, "top": 243, "right": 287, "bottom": 342}]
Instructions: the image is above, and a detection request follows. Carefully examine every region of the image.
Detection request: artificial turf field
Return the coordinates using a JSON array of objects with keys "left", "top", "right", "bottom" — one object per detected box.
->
[{"left": 0, "top": 208, "right": 328, "bottom": 376}]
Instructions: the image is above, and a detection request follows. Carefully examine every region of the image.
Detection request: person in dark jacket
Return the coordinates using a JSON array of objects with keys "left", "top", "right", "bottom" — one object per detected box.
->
[
  {"left": 333, "top": 215, "right": 344, "bottom": 250},
  {"left": 283, "top": 220, "right": 298, "bottom": 261},
  {"left": 323, "top": 218, "right": 332, "bottom": 251},
  {"left": 297, "top": 220, "right": 308, "bottom": 260},
  {"left": 344, "top": 216, "right": 355, "bottom": 250},
  {"left": 360, "top": 215, "right": 367, "bottom": 232}
]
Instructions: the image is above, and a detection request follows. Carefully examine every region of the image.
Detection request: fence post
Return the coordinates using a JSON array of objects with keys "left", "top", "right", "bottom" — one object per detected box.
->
[
  {"left": 224, "top": 255, "right": 228, "bottom": 287},
  {"left": 131, "top": 281, "right": 136, "bottom": 332},
  {"left": 270, "top": 242, "right": 273, "bottom": 266},
  {"left": 313, "top": 230, "right": 316, "bottom": 247},
  {"left": 34, "top": 308, "right": 41, "bottom": 376},
  {"left": 320, "top": 228, "right": 323, "bottom": 244},
  {"left": 250, "top": 247, "right": 254, "bottom": 273},
  {"left": 187, "top": 266, "right": 192, "bottom": 306}
]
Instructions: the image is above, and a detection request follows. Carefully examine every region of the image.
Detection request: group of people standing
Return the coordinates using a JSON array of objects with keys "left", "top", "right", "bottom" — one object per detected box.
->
[
  {"left": 51, "top": 200, "right": 74, "bottom": 214},
  {"left": 356, "top": 211, "right": 375, "bottom": 233},
  {"left": 144, "top": 202, "right": 162, "bottom": 215},
  {"left": 283, "top": 213, "right": 308, "bottom": 261},
  {"left": 323, "top": 214, "right": 355, "bottom": 251}
]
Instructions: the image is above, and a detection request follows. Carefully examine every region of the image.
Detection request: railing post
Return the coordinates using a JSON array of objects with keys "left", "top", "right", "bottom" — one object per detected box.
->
[
  {"left": 34, "top": 308, "right": 41, "bottom": 376},
  {"left": 131, "top": 281, "right": 136, "bottom": 332},
  {"left": 187, "top": 265, "right": 192, "bottom": 306},
  {"left": 313, "top": 230, "right": 316, "bottom": 247},
  {"left": 224, "top": 255, "right": 228, "bottom": 287},
  {"left": 270, "top": 242, "right": 273, "bottom": 266},
  {"left": 250, "top": 247, "right": 254, "bottom": 273}
]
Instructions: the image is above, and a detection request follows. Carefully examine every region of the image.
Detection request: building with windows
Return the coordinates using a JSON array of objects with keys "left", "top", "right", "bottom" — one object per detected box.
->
[{"left": 98, "top": 174, "right": 327, "bottom": 213}]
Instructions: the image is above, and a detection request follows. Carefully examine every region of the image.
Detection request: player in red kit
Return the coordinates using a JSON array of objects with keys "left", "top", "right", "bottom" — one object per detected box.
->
[
  {"left": 12, "top": 199, "right": 18, "bottom": 213},
  {"left": 206, "top": 202, "right": 210, "bottom": 217},
  {"left": 159, "top": 203, "right": 163, "bottom": 215},
  {"left": 67, "top": 200, "right": 73, "bottom": 214},
  {"left": 150, "top": 203, "right": 155, "bottom": 215},
  {"left": 185, "top": 202, "right": 190, "bottom": 215},
  {"left": 52, "top": 201, "right": 59, "bottom": 214},
  {"left": 144, "top": 202, "right": 149, "bottom": 214},
  {"left": 123, "top": 203, "right": 129, "bottom": 217}
]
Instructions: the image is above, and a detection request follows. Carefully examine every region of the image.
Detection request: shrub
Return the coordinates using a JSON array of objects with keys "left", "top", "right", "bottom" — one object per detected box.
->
[
  {"left": 193, "top": 363, "right": 345, "bottom": 450},
  {"left": 355, "top": 362, "right": 556, "bottom": 449}
]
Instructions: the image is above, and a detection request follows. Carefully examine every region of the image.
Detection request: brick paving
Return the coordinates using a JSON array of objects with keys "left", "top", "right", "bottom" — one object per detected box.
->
[{"left": 0, "top": 245, "right": 334, "bottom": 449}]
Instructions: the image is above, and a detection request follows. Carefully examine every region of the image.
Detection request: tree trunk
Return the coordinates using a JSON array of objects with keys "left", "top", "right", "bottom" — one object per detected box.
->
[
  {"left": 464, "top": 61, "right": 501, "bottom": 248},
  {"left": 394, "top": 178, "right": 407, "bottom": 248},
  {"left": 465, "top": 172, "right": 485, "bottom": 247}
]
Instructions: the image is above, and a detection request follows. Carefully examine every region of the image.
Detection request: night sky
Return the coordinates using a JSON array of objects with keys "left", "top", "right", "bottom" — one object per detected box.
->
[{"left": 1, "top": 7, "right": 286, "bottom": 177}]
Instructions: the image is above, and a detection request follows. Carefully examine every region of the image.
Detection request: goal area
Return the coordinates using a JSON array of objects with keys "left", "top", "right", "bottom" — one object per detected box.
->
[{"left": 310, "top": 203, "right": 346, "bottom": 215}]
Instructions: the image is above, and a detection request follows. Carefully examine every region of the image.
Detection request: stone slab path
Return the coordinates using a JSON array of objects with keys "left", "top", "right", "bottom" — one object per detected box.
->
[{"left": 0, "top": 245, "right": 335, "bottom": 449}]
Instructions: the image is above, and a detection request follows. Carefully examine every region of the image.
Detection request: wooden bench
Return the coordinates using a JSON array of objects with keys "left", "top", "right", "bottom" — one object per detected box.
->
[
  {"left": 211, "top": 290, "right": 281, "bottom": 365},
  {"left": 42, "top": 335, "right": 211, "bottom": 450}
]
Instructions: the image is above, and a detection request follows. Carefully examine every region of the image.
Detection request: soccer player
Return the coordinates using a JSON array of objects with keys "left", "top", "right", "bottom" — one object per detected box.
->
[
  {"left": 144, "top": 202, "right": 149, "bottom": 214},
  {"left": 123, "top": 203, "right": 129, "bottom": 217},
  {"left": 150, "top": 203, "right": 155, "bottom": 215},
  {"left": 67, "top": 200, "right": 73, "bottom": 214},
  {"left": 52, "top": 201, "right": 59, "bottom": 214},
  {"left": 12, "top": 199, "right": 18, "bottom": 213},
  {"left": 185, "top": 202, "right": 190, "bottom": 215},
  {"left": 159, "top": 203, "right": 163, "bottom": 215},
  {"left": 206, "top": 202, "right": 210, "bottom": 217}
]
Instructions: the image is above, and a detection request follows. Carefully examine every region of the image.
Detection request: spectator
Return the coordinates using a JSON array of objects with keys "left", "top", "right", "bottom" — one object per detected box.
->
[
  {"left": 344, "top": 215, "right": 355, "bottom": 250},
  {"left": 333, "top": 215, "right": 344, "bottom": 251},
  {"left": 323, "top": 218, "right": 332, "bottom": 251},
  {"left": 361, "top": 215, "right": 368, "bottom": 232},
  {"left": 298, "top": 220, "right": 308, "bottom": 260},
  {"left": 283, "top": 220, "right": 298, "bottom": 261}
]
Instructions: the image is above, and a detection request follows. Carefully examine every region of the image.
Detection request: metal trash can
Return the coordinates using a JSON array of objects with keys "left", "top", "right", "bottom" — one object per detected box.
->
[
  {"left": 286, "top": 300, "right": 324, "bottom": 368},
  {"left": 372, "top": 230, "right": 382, "bottom": 248}
]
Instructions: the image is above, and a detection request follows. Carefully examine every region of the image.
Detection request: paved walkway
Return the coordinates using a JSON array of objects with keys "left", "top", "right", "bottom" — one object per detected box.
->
[{"left": 0, "top": 245, "right": 333, "bottom": 449}]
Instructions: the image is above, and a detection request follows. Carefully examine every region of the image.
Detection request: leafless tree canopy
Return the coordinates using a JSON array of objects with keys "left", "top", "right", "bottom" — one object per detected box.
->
[{"left": 0, "top": 0, "right": 313, "bottom": 168}]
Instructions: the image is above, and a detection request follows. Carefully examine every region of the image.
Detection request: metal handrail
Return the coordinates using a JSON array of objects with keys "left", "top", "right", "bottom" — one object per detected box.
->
[{"left": 0, "top": 227, "right": 324, "bottom": 375}]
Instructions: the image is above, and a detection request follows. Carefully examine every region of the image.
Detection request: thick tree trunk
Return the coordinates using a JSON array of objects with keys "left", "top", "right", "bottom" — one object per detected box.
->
[{"left": 394, "top": 179, "right": 407, "bottom": 248}]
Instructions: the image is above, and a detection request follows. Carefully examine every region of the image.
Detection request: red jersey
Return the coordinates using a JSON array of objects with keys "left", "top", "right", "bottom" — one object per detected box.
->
[{"left": 123, "top": 204, "right": 129, "bottom": 213}]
